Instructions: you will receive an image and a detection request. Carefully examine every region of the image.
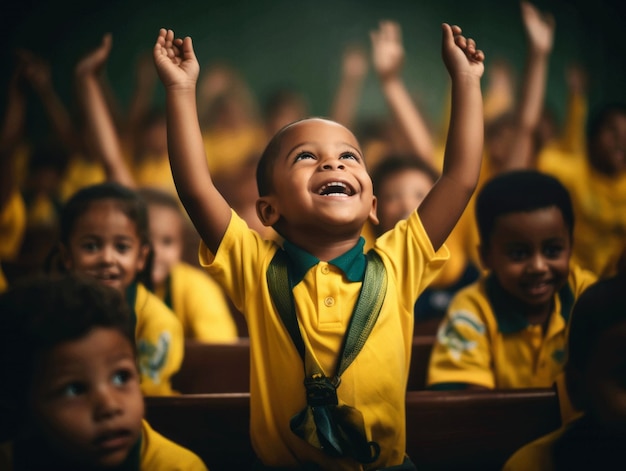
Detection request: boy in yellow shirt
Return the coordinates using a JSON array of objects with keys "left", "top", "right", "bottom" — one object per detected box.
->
[
  {"left": 503, "top": 274, "right": 626, "bottom": 470},
  {"left": 428, "top": 170, "right": 596, "bottom": 390},
  {"left": 154, "top": 22, "right": 484, "bottom": 470},
  {"left": 0, "top": 274, "right": 207, "bottom": 471}
]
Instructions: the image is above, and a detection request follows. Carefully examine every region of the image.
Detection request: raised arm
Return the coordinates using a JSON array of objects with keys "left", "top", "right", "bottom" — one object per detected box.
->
[
  {"left": 370, "top": 21, "right": 435, "bottom": 165},
  {"left": 74, "top": 34, "right": 136, "bottom": 188},
  {"left": 418, "top": 24, "right": 484, "bottom": 251},
  {"left": 502, "top": 1, "right": 555, "bottom": 171},
  {"left": 153, "top": 29, "right": 231, "bottom": 253},
  {"left": 329, "top": 43, "right": 368, "bottom": 129},
  {"left": 18, "top": 49, "right": 81, "bottom": 155}
]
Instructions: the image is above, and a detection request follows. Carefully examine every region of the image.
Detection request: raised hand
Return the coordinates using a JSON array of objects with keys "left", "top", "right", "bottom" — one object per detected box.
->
[
  {"left": 76, "top": 33, "right": 112, "bottom": 77},
  {"left": 341, "top": 44, "right": 368, "bottom": 81},
  {"left": 370, "top": 20, "right": 405, "bottom": 82},
  {"left": 153, "top": 28, "right": 199, "bottom": 91},
  {"left": 16, "top": 49, "right": 52, "bottom": 93},
  {"left": 441, "top": 24, "right": 485, "bottom": 80},
  {"left": 520, "top": 1, "right": 555, "bottom": 55}
]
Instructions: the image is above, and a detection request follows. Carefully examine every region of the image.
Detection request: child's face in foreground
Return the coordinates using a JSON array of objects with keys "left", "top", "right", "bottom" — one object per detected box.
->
[
  {"left": 63, "top": 200, "right": 149, "bottom": 292},
  {"left": 578, "top": 320, "right": 626, "bottom": 433},
  {"left": 481, "top": 206, "right": 571, "bottom": 314},
  {"left": 376, "top": 169, "right": 434, "bottom": 234},
  {"left": 265, "top": 119, "right": 377, "bottom": 236},
  {"left": 31, "top": 328, "right": 144, "bottom": 468},
  {"left": 148, "top": 204, "right": 183, "bottom": 287}
]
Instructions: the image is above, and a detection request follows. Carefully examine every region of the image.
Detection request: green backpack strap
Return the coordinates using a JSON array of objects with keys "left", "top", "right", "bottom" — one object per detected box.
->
[
  {"left": 266, "top": 248, "right": 387, "bottom": 463},
  {"left": 267, "top": 248, "right": 387, "bottom": 376}
]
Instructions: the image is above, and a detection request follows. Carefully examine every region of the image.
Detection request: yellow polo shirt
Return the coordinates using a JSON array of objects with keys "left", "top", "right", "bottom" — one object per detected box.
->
[
  {"left": 0, "top": 193, "right": 26, "bottom": 293},
  {"left": 539, "top": 151, "right": 626, "bottom": 278},
  {"left": 131, "top": 283, "right": 184, "bottom": 396},
  {"left": 0, "top": 420, "right": 207, "bottom": 470},
  {"left": 427, "top": 265, "right": 596, "bottom": 389},
  {"left": 199, "top": 209, "right": 448, "bottom": 470},
  {"left": 502, "top": 425, "right": 563, "bottom": 471},
  {"left": 155, "top": 262, "right": 238, "bottom": 342}
]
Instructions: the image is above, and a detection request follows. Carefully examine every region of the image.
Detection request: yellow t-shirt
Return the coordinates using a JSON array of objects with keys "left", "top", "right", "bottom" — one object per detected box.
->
[
  {"left": 539, "top": 151, "right": 626, "bottom": 278},
  {"left": 133, "top": 283, "right": 184, "bottom": 396},
  {"left": 427, "top": 265, "right": 596, "bottom": 389},
  {"left": 133, "top": 153, "right": 177, "bottom": 195},
  {"left": 156, "top": 262, "right": 238, "bottom": 342},
  {"left": 140, "top": 419, "right": 208, "bottom": 470},
  {"left": 59, "top": 156, "right": 106, "bottom": 202},
  {"left": 0, "top": 192, "right": 26, "bottom": 293},
  {"left": 202, "top": 126, "right": 266, "bottom": 178},
  {"left": 199, "top": 209, "right": 448, "bottom": 469},
  {"left": 0, "top": 419, "right": 208, "bottom": 471},
  {"left": 502, "top": 425, "right": 563, "bottom": 471}
]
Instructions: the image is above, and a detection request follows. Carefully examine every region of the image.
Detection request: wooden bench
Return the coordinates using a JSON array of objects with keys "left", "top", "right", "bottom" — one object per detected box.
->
[
  {"left": 172, "top": 336, "right": 436, "bottom": 394},
  {"left": 145, "top": 388, "right": 561, "bottom": 471}
]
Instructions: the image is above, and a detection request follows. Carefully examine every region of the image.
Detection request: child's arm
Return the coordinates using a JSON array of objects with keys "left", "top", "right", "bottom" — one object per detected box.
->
[
  {"left": 127, "top": 52, "right": 159, "bottom": 153},
  {"left": 153, "top": 29, "right": 232, "bottom": 253},
  {"left": 329, "top": 43, "right": 368, "bottom": 129},
  {"left": 74, "top": 34, "right": 136, "bottom": 187},
  {"left": 18, "top": 49, "right": 81, "bottom": 155},
  {"left": 502, "top": 1, "right": 555, "bottom": 171},
  {"left": 370, "top": 20, "right": 435, "bottom": 165},
  {"left": 417, "top": 24, "right": 484, "bottom": 252},
  {"left": 559, "top": 63, "right": 587, "bottom": 154}
]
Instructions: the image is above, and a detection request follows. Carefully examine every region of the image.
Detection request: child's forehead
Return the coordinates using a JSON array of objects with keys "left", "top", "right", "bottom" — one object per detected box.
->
[
  {"left": 279, "top": 118, "right": 361, "bottom": 150},
  {"left": 493, "top": 206, "right": 568, "bottom": 233}
]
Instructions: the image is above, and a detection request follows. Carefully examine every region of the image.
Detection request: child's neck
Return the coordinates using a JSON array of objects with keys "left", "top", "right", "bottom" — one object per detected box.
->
[{"left": 284, "top": 231, "right": 363, "bottom": 261}]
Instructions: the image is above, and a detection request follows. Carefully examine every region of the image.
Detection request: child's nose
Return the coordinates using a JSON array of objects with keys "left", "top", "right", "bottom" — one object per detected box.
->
[
  {"left": 100, "top": 246, "right": 116, "bottom": 263},
  {"left": 93, "top": 386, "right": 122, "bottom": 419},
  {"left": 320, "top": 159, "right": 345, "bottom": 171},
  {"left": 528, "top": 254, "right": 548, "bottom": 272}
]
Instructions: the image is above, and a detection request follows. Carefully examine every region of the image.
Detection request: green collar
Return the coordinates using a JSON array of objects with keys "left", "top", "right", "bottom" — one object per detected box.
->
[
  {"left": 485, "top": 274, "right": 574, "bottom": 334},
  {"left": 282, "top": 237, "right": 366, "bottom": 286}
]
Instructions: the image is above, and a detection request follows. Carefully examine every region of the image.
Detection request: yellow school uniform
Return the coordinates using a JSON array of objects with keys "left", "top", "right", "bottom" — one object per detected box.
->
[
  {"left": 155, "top": 262, "right": 238, "bottom": 342},
  {"left": 199, "top": 209, "right": 448, "bottom": 469},
  {"left": 539, "top": 151, "right": 626, "bottom": 278},
  {"left": 0, "top": 420, "right": 207, "bottom": 470},
  {"left": 59, "top": 156, "right": 106, "bottom": 202},
  {"left": 131, "top": 282, "right": 184, "bottom": 396},
  {"left": 427, "top": 265, "right": 596, "bottom": 389},
  {"left": 133, "top": 153, "right": 177, "bottom": 195},
  {"left": 502, "top": 425, "right": 563, "bottom": 471},
  {"left": 0, "top": 193, "right": 27, "bottom": 292},
  {"left": 202, "top": 126, "right": 266, "bottom": 178}
]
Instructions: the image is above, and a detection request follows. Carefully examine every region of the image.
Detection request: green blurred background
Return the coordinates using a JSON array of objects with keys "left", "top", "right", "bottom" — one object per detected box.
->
[{"left": 3, "top": 0, "right": 626, "bottom": 142}]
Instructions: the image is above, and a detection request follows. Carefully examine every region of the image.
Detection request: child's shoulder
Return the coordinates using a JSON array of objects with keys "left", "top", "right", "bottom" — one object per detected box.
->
[{"left": 140, "top": 419, "right": 208, "bottom": 471}]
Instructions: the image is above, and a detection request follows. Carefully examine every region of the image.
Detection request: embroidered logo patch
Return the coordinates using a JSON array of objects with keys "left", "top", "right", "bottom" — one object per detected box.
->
[
  {"left": 552, "top": 348, "right": 566, "bottom": 364},
  {"left": 138, "top": 332, "right": 171, "bottom": 384},
  {"left": 437, "top": 310, "right": 485, "bottom": 361}
]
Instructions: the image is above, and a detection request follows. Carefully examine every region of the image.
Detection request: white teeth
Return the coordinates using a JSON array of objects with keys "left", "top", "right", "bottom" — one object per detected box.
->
[{"left": 318, "top": 181, "right": 351, "bottom": 195}]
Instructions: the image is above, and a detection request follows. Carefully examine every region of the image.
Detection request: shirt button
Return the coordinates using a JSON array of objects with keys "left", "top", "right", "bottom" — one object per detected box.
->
[
  {"left": 324, "top": 296, "right": 335, "bottom": 307},
  {"left": 321, "top": 265, "right": 330, "bottom": 274}
]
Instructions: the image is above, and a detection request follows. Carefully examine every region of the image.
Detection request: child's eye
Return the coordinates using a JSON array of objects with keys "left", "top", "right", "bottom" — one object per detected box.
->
[
  {"left": 294, "top": 151, "right": 315, "bottom": 161},
  {"left": 507, "top": 248, "right": 528, "bottom": 261},
  {"left": 62, "top": 382, "right": 86, "bottom": 397},
  {"left": 112, "top": 369, "right": 133, "bottom": 387},
  {"left": 543, "top": 245, "right": 564, "bottom": 259},
  {"left": 115, "top": 243, "right": 132, "bottom": 253},
  {"left": 340, "top": 152, "right": 358, "bottom": 161},
  {"left": 81, "top": 242, "right": 99, "bottom": 252}
]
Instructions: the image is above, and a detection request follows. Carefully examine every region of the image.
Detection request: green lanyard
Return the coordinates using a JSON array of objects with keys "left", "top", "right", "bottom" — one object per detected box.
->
[{"left": 267, "top": 248, "right": 387, "bottom": 464}]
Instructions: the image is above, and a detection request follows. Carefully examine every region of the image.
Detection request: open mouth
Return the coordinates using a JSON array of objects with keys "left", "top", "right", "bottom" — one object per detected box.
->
[
  {"left": 94, "top": 429, "right": 133, "bottom": 451},
  {"left": 317, "top": 181, "right": 354, "bottom": 196}
]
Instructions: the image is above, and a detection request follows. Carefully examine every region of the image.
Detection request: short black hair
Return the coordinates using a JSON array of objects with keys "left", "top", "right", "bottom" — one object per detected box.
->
[
  {"left": 566, "top": 274, "right": 626, "bottom": 372},
  {"left": 0, "top": 274, "right": 134, "bottom": 439},
  {"left": 476, "top": 170, "right": 574, "bottom": 248},
  {"left": 371, "top": 154, "right": 440, "bottom": 196}
]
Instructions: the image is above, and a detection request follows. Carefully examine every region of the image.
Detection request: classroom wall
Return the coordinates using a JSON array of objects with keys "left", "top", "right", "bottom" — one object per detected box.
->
[{"left": 3, "top": 0, "right": 626, "bottom": 142}]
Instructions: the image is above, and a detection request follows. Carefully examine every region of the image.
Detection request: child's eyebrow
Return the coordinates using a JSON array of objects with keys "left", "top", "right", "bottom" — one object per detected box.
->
[{"left": 284, "top": 142, "right": 364, "bottom": 160}]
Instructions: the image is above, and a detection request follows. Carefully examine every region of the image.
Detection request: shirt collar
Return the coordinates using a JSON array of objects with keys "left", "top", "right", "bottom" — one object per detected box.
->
[
  {"left": 282, "top": 237, "right": 367, "bottom": 286},
  {"left": 485, "top": 274, "right": 573, "bottom": 334}
]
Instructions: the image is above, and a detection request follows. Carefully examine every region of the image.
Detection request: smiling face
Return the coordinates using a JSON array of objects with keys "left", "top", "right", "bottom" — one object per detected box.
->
[
  {"left": 31, "top": 328, "right": 144, "bottom": 468},
  {"left": 480, "top": 206, "right": 571, "bottom": 317},
  {"left": 62, "top": 199, "right": 149, "bottom": 292},
  {"left": 256, "top": 118, "right": 377, "bottom": 242}
]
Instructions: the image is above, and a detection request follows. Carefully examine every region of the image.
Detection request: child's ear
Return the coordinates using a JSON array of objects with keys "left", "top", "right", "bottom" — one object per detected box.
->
[
  {"left": 368, "top": 195, "right": 379, "bottom": 226},
  {"left": 256, "top": 196, "right": 281, "bottom": 227},
  {"left": 136, "top": 244, "right": 150, "bottom": 272}
]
